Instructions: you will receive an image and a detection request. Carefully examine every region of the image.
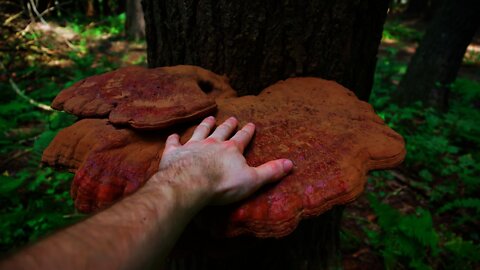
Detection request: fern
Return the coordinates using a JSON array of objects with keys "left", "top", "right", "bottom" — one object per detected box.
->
[
  {"left": 443, "top": 236, "right": 480, "bottom": 269},
  {"left": 438, "top": 198, "right": 480, "bottom": 214},
  {"left": 398, "top": 209, "right": 439, "bottom": 254},
  {"left": 367, "top": 194, "right": 440, "bottom": 270}
]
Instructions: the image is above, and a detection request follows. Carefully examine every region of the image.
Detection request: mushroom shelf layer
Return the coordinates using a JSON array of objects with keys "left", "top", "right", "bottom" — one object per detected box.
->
[
  {"left": 51, "top": 65, "right": 235, "bottom": 129},
  {"left": 207, "top": 78, "right": 405, "bottom": 237},
  {"left": 43, "top": 75, "right": 405, "bottom": 238}
]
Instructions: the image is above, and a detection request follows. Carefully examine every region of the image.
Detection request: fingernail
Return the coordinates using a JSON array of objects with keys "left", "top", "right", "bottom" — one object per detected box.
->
[
  {"left": 207, "top": 116, "right": 215, "bottom": 120},
  {"left": 283, "top": 159, "right": 293, "bottom": 173},
  {"left": 229, "top": 116, "right": 237, "bottom": 121}
]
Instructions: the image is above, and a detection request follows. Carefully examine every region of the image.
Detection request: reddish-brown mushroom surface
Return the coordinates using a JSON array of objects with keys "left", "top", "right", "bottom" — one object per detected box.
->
[
  {"left": 51, "top": 65, "right": 235, "bottom": 129},
  {"left": 204, "top": 78, "right": 405, "bottom": 237},
  {"left": 43, "top": 118, "right": 163, "bottom": 212},
  {"left": 43, "top": 69, "right": 405, "bottom": 238}
]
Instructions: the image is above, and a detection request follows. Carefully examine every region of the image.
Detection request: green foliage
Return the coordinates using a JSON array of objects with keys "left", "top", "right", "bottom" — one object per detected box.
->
[
  {"left": 438, "top": 198, "right": 480, "bottom": 214},
  {"left": 0, "top": 12, "right": 127, "bottom": 254},
  {"left": 69, "top": 13, "right": 126, "bottom": 38},
  {"left": 382, "top": 21, "right": 423, "bottom": 42},
  {"left": 367, "top": 194, "right": 439, "bottom": 270},
  {"left": 372, "top": 80, "right": 480, "bottom": 202},
  {"left": 443, "top": 236, "right": 480, "bottom": 266},
  {"left": 0, "top": 109, "right": 80, "bottom": 252},
  {"left": 361, "top": 22, "right": 480, "bottom": 269}
]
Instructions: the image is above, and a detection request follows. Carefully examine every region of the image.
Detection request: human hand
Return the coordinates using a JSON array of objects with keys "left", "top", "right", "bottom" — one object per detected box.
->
[{"left": 158, "top": 116, "right": 293, "bottom": 205}]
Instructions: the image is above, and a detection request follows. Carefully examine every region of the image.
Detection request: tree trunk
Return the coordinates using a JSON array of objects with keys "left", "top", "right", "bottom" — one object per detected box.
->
[
  {"left": 125, "top": 0, "right": 145, "bottom": 40},
  {"left": 396, "top": 0, "right": 480, "bottom": 110},
  {"left": 143, "top": 0, "right": 389, "bottom": 100},
  {"left": 117, "top": 0, "right": 126, "bottom": 14},
  {"left": 143, "top": 0, "right": 389, "bottom": 269},
  {"left": 166, "top": 207, "right": 344, "bottom": 270},
  {"left": 403, "top": 0, "right": 439, "bottom": 20},
  {"left": 86, "top": 0, "right": 95, "bottom": 17},
  {"left": 102, "top": 0, "right": 111, "bottom": 16}
]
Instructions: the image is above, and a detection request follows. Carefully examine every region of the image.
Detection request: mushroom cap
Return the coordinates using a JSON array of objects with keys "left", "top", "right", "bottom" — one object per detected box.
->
[
  {"left": 42, "top": 119, "right": 165, "bottom": 212},
  {"left": 43, "top": 77, "right": 405, "bottom": 237},
  {"left": 51, "top": 65, "right": 236, "bottom": 129},
  {"left": 204, "top": 78, "right": 405, "bottom": 237}
]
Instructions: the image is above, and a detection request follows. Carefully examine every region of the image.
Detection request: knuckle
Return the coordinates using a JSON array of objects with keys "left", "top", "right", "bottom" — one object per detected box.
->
[
  {"left": 226, "top": 142, "right": 241, "bottom": 152},
  {"left": 195, "top": 124, "right": 208, "bottom": 132},
  {"left": 220, "top": 123, "right": 232, "bottom": 130},
  {"left": 204, "top": 137, "right": 217, "bottom": 144},
  {"left": 238, "top": 129, "right": 250, "bottom": 137},
  {"left": 224, "top": 140, "right": 237, "bottom": 148}
]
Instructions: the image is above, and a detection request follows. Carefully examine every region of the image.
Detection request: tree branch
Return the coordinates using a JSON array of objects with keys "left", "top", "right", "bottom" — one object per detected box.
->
[
  {"left": 0, "top": 62, "right": 53, "bottom": 112},
  {"left": 387, "top": 169, "right": 429, "bottom": 200}
]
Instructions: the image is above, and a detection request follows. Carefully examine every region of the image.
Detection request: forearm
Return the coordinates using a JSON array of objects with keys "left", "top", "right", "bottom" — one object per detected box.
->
[
  {"left": 1, "top": 166, "right": 207, "bottom": 270},
  {"left": 1, "top": 116, "right": 292, "bottom": 270}
]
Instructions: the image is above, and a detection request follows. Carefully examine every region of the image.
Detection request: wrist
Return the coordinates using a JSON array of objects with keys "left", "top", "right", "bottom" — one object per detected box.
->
[{"left": 144, "top": 165, "right": 212, "bottom": 213}]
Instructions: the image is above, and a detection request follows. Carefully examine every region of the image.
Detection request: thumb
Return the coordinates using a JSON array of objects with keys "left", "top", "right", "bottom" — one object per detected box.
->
[{"left": 254, "top": 159, "right": 293, "bottom": 184}]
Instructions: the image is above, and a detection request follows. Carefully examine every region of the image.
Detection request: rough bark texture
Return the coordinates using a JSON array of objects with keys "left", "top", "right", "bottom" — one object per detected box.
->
[
  {"left": 126, "top": 0, "right": 145, "bottom": 40},
  {"left": 397, "top": 0, "right": 480, "bottom": 109},
  {"left": 143, "top": 0, "right": 389, "bottom": 100},
  {"left": 166, "top": 208, "right": 344, "bottom": 270}
]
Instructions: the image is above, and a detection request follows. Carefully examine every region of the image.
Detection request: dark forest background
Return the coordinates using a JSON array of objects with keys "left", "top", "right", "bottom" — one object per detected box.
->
[{"left": 0, "top": 0, "right": 479, "bottom": 269}]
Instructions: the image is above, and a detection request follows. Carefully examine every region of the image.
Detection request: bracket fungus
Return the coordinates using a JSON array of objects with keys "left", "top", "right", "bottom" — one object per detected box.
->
[
  {"left": 205, "top": 78, "right": 405, "bottom": 237},
  {"left": 43, "top": 66, "right": 405, "bottom": 238},
  {"left": 51, "top": 65, "right": 236, "bottom": 129}
]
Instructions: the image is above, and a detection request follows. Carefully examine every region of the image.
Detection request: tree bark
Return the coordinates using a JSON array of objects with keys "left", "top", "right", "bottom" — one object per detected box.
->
[
  {"left": 143, "top": 0, "right": 389, "bottom": 100},
  {"left": 396, "top": 0, "right": 480, "bottom": 110},
  {"left": 125, "top": 0, "right": 145, "bottom": 40},
  {"left": 166, "top": 207, "right": 344, "bottom": 270},
  {"left": 143, "top": 0, "right": 389, "bottom": 268},
  {"left": 86, "top": 0, "right": 95, "bottom": 17},
  {"left": 403, "top": 0, "right": 439, "bottom": 20}
]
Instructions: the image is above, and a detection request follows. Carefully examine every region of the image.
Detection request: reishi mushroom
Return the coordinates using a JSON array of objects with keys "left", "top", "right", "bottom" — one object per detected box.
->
[
  {"left": 51, "top": 65, "right": 236, "bottom": 129},
  {"left": 42, "top": 66, "right": 405, "bottom": 238}
]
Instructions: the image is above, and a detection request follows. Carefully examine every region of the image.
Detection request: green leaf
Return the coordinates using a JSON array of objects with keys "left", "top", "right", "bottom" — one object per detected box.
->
[
  {"left": 33, "top": 130, "right": 58, "bottom": 155},
  {"left": 0, "top": 175, "right": 26, "bottom": 194},
  {"left": 438, "top": 198, "right": 480, "bottom": 214},
  {"left": 419, "top": 169, "right": 433, "bottom": 182},
  {"left": 48, "top": 112, "right": 76, "bottom": 130},
  {"left": 444, "top": 237, "right": 480, "bottom": 262}
]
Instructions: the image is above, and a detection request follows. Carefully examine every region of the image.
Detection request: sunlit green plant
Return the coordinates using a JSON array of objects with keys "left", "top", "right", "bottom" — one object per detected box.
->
[{"left": 0, "top": 11, "right": 128, "bottom": 254}]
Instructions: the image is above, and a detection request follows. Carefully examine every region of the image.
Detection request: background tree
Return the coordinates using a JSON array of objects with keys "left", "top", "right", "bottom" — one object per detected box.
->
[
  {"left": 143, "top": 0, "right": 389, "bottom": 268},
  {"left": 396, "top": 0, "right": 480, "bottom": 110},
  {"left": 125, "top": 0, "right": 145, "bottom": 40},
  {"left": 402, "top": 0, "right": 441, "bottom": 20}
]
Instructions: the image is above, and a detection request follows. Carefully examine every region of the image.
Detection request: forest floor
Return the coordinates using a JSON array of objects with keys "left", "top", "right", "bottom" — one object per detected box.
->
[
  {"left": 342, "top": 19, "right": 480, "bottom": 270},
  {"left": 1, "top": 4, "right": 479, "bottom": 269}
]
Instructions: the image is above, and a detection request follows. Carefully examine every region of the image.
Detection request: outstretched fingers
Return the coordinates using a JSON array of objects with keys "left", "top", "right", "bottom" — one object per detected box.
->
[
  {"left": 188, "top": 116, "right": 216, "bottom": 142},
  {"left": 255, "top": 159, "right": 294, "bottom": 184},
  {"left": 230, "top": 123, "right": 255, "bottom": 152},
  {"left": 209, "top": 117, "right": 238, "bottom": 141}
]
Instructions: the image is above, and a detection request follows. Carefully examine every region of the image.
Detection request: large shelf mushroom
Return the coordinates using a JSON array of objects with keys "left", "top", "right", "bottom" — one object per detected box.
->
[
  {"left": 51, "top": 65, "right": 236, "bottom": 129},
  {"left": 43, "top": 65, "right": 405, "bottom": 238}
]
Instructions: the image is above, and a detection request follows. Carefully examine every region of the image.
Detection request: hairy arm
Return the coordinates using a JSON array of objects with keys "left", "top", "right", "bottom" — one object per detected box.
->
[
  {"left": 1, "top": 166, "right": 209, "bottom": 270},
  {"left": 1, "top": 116, "right": 293, "bottom": 270}
]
